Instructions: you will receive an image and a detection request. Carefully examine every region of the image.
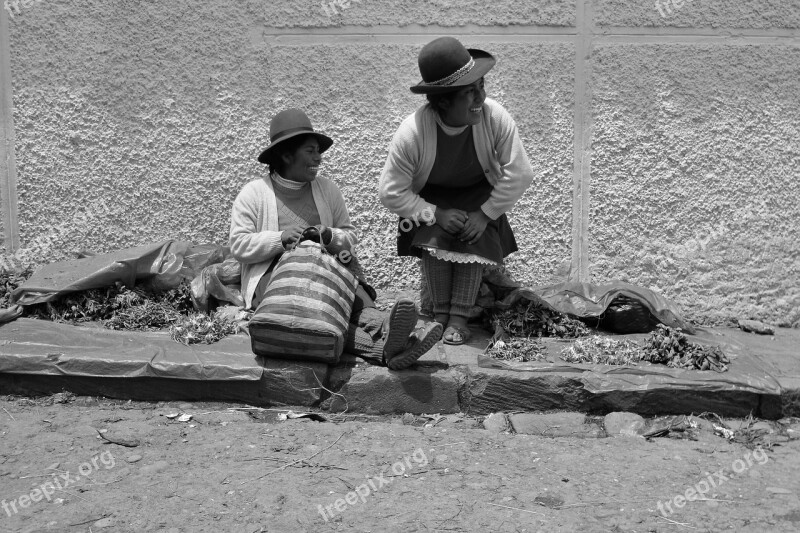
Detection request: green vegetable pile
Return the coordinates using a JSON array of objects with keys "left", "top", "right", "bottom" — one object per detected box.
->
[
  {"left": 490, "top": 300, "right": 591, "bottom": 340},
  {"left": 488, "top": 319, "right": 730, "bottom": 372},
  {"left": 0, "top": 265, "right": 34, "bottom": 308},
  {"left": 170, "top": 311, "right": 239, "bottom": 345},
  {"left": 560, "top": 335, "right": 645, "bottom": 366},
  {"left": 641, "top": 324, "right": 730, "bottom": 371},
  {"left": 1, "top": 265, "right": 240, "bottom": 345},
  {"left": 486, "top": 337, "right": 548, "bottom": 363},
  {"left": 24, "top": 282, "right": 194, "bottom": 331},
  {"left": 558, "top": 325, "right": 729, "bottom": 371}
]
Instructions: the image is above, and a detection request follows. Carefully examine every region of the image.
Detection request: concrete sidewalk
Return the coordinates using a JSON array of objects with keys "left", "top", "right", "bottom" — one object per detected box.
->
[{"left": 0, "top": 318, "right": 797, "bottom": 419}]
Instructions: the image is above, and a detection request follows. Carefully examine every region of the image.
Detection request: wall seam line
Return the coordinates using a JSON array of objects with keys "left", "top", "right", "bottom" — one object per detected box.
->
[
  {"left": 571, "top": 0, "right": 592, "bottom": 282},
  {"left": 0, "top": 6, "right": 19, "bottom": 253}
]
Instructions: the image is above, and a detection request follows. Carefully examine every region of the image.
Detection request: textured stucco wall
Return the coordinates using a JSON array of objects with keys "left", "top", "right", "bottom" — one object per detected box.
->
[
  {"left": 595, "top": 0, "right": 800, "bottom": 29},
  {"left": 265, "top": 0, "right": 576, "bottom": 27},
  {"left": 2, "top": 0, "right": 798, "bottom": 325},
  {"left": 3, "top": 1, "right": 574, "bottom": 291},
  {"left": 590, "top": 44, "right": 800, "bottom": 326}
]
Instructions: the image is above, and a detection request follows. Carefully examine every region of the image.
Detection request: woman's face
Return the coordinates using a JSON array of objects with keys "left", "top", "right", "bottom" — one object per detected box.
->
[
  {"left": 281, "top": 137, "right": 322, "bottom": 182},
  {"left": 439, "top": 78, "right": 486, "bottom": 128}
]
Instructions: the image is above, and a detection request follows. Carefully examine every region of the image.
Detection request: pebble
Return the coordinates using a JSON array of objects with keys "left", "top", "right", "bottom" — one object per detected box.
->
[
  {"left": 482, "top": 412, "right": 509, "bottom": 433},
  {"left": 126, "top": 454, "right": 143, "bottom": 463},
  {"left": 766, "top": 487, "right": 793, "bottom": 495},
  {"left": 139, "top": 461, "right": 170, "bottom": 475},
  {"left": 93, "top": 517, "right": 116, "bottom": 529}
]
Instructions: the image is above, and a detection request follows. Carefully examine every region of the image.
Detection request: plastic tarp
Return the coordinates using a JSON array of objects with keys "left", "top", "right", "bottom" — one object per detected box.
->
[
  {"left": 11, "top": 241, "right": 233, "bottom": 306},
  {"left": 0, "top": 318, "right": 261, "bottom": 381},
  {"left": 12, "top": 241, "right": 180, "bottom": 305},
  {"left": 495, "top": 280, "right": 696, "bottom": 334}
]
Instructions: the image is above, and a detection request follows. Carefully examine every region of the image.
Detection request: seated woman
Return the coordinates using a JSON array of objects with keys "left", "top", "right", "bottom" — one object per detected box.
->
[{"left": 230, "top": 108, "right": 441, "bottom": 369}]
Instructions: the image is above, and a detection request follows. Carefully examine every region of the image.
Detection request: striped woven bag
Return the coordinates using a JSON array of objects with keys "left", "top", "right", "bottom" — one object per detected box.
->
[{"left": 249, "top": 239, "right": 359, "bottom": 363}]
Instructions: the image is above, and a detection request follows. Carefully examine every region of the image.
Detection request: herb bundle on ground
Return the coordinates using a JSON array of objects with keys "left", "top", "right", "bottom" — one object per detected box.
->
[
  {"left": 170, "top": 311, "right": 239, "bottom": 345},
  {"left": 557, "top": 325, "right": 729, "bottom": 371},
  {"left": 0, "top": 265, "right": 34, "bottom": 308},
  {"left": 486, "top": 337, "right": 548, "bottom": 363},
  {"left": 641, "top": 324, "right": 730, "bottom": 371},
  {"left": 560, "top": 335, "right": 644, "bottom": 366},
  {"left": 491, "top": 300, "right": 590, "bottom": 339},
  {"left": 25, "top": 281, "right": 194, "bottom": 332}
]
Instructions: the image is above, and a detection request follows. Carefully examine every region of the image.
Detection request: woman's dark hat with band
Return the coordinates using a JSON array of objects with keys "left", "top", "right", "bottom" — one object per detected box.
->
[
  {"left": 258, "top": 108, "right": 333, "bottom": 164},
  {"left": 410, "top": 37, "right": 496, "bottom": 95}
]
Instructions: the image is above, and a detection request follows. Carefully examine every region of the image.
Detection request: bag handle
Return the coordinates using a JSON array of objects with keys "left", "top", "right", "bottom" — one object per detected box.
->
[{"left": 286, "top": 226, "right": 332, "bottom": 254}]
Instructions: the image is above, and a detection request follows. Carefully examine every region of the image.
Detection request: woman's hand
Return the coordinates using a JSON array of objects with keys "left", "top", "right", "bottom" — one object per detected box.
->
[
  {"left": 314, "top": 224, "right": 333, "bottom": 245},
  {"left": 459, "top": 210, "right": 491, "bottom": 244},
  {"left": 281, "top": 226, "right": 304, "bottom": 247},
  {"left": 435, "top": 207, "right": 468, "bottom": 235}
]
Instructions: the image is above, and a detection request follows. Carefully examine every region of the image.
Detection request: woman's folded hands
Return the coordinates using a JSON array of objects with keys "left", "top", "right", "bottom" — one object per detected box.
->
[
  {"left": 434, "top": 207, "right": 490, "bottom": 244},
  {"left": 459, "top": 210, "right": 490, "bottom": 244}
]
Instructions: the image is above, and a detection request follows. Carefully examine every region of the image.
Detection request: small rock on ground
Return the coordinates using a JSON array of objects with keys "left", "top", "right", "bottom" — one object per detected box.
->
[
  {"left": 482, "top": 412, "right": 509, "bottom": 433},
  {"left": 738, "top": 319, "right": 775, "bottom": 335},
  {"left": 509, "top": 412, "right": 603, "bottom": 438},
  {"left": 603, "top": 412, "right": 645, "bottom": 437}
]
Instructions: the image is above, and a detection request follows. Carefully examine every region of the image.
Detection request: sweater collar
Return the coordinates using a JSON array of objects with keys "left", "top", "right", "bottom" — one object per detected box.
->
[
  {"left": 433, "top": 110, "right": 470, "bottom": 136},
  {"left": 270, "top": 171, "right": 308, "bottom": 191}
]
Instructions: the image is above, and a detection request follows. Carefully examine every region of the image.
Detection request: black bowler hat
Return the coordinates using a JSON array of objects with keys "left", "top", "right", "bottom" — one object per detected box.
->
[
  {"left": 257, "top": 109, "right": 333, "bottom": 164},
  {"left": 410, "top": 37, "right": 496, "bottom": 95}
]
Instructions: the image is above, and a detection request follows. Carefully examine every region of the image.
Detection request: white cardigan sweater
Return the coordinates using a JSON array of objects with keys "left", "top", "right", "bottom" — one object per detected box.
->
[
  {"left": 229, "top": 175, "right": 356, "bottom": 309},
  {"left": 378, "top": 98, "right": 535, "bottom": 221}
]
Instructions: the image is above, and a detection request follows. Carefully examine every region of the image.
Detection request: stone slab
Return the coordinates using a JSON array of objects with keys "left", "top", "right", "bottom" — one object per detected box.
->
[
  {"left": 0, "top": 321, "right": 797, "bottom": 419},
  {"left": 322, "top": 364, "right": 462, "bottom": 415},
  {"left": 258, "top": 356, "right": 329, "bottom": 406}
]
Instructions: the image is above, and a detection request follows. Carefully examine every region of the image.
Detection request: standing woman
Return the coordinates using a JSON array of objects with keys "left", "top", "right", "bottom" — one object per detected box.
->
[{"left": 379, "top": 37, "right": 535, "bottom": 345}]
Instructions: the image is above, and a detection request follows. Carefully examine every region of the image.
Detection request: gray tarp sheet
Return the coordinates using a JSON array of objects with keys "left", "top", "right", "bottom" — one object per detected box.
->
[
  {"left": 0, "top": 318, "right": 260, "bottom": 381},
  {"left": 10, "top": 240, "right": 228, "bottom": 306},
  {"left": 495, "top": 280, "right": 696, "bottom": 334}
]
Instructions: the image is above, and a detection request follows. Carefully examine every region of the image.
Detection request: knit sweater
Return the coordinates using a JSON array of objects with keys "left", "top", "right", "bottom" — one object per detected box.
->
[
  {"left": 230, "top": 174, "right": 357, "bottom": 309},
  {"left": 378, "top": 98, "right": 535, "bottom": 221}
]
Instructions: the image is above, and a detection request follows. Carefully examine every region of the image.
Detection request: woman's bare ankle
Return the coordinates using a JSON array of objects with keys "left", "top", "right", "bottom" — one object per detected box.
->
[{"left": 433, "top": 313, "right": 449, "bottom": 326}]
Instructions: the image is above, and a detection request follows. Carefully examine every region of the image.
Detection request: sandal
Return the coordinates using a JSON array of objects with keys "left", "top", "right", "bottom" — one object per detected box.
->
[{"left": 443, "top": 325, "right": 471, "bottom": 346}]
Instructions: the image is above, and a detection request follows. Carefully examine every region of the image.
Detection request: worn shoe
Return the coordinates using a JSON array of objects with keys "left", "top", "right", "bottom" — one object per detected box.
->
[
  {"left": 387, "top": 322, "right": 444, "bottom": 370},
  {"left": 383, "top": 298, "right": 418, "bottom": 360}
]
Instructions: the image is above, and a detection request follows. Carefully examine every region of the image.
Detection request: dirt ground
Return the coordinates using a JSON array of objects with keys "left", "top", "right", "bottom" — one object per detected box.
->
[{"left": 0, "top": 394, "right": 799, "bottom": 533}]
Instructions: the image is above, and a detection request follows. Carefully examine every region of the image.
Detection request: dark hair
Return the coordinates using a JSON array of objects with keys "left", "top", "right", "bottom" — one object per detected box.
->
[
  {"left": 267, "top": 134, "right": 316, "bottom": 174},
  {"left": 425, "top": 92, "right": 455, "bottom": 115}
]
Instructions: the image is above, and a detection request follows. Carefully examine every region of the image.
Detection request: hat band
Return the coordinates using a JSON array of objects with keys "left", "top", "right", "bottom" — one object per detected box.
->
[
  {"left": 270, "top": 126, "right": 314, "bottom": 142},
  {"left": 426, "top": 57, "right": 475, "bottom": 87}
]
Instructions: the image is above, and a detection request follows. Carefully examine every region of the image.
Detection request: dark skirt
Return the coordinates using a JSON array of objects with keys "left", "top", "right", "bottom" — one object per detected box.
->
[{"left": 397, "top": 175, "right": 517, "bottom": 263}]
